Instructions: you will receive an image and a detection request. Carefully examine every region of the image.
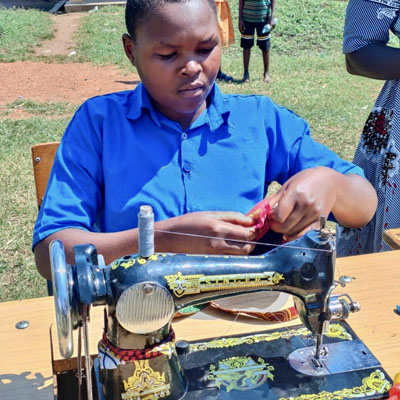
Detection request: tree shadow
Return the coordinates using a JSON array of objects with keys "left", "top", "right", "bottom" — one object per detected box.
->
[{"left": 0, "top": 371, "right": 53, "bottom": 399}]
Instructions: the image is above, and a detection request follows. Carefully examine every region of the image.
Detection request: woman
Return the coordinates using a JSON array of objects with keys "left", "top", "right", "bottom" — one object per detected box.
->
[{"left": 337, "top": 0, "right": 400, "bottom": 256}]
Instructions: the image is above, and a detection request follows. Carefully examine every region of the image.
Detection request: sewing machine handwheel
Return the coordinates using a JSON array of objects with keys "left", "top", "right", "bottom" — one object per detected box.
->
[{"left": 49, "top": 240, "right": 75, "bottom": 358}]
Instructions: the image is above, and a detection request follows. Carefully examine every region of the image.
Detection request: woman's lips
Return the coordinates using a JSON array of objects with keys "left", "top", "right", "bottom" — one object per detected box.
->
[{"left": 178, "top": 84, "right": 204, "bottom": 98}]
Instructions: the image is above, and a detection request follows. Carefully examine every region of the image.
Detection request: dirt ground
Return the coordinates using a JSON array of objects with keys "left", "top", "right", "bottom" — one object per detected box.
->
[{"left": 0, "top": 12, "right": 139, "bottom": 116}]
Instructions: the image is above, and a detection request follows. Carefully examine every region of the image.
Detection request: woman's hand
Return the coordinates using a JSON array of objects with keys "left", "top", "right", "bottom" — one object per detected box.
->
[
  {"left": 265, "top": 167, "right": 377, "bottom": 242},
  {"left": 156, "top": 211, "right": 257, "bottom": 255},
  {"left": 266, "top": 168, "right": 336, "bottom": 241}
]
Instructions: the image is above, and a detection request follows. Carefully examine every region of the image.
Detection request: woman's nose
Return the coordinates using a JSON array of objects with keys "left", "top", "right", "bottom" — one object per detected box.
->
[{"left": 180, "top": 59, "right": 202, "bottom": 76}]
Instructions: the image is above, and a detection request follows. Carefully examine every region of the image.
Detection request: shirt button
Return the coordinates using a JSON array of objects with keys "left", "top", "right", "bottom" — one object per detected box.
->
[
  {"left": 183, "top": 162, "right": 192, "bottom": 173},
  {"left": 181, "top": 132, "right": 188, "bottom": 140}
]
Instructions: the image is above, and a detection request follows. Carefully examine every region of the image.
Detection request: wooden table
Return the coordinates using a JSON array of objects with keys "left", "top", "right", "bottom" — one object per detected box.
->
[{"left": 1, "top": 250, "right": 400, "bottom": 399}]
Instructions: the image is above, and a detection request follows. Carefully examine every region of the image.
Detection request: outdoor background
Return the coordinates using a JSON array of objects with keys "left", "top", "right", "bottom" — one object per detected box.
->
[{"left": 0, "top": 0, "right": 391, "bottom": 302}]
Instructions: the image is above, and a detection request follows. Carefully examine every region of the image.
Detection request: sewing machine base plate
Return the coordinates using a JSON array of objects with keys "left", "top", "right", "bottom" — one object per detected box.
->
[
  {"left": 75, "top": 321, "right": 391, "bottom": 400},
  {"left": 175, "top": 321, "right": 391, "bottom": 400}
]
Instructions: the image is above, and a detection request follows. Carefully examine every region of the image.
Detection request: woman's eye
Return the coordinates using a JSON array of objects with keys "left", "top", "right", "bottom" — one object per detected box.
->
[
  {"left": 157, "top": 53, "right": 176, "bottom": 60},
  {"left": 198, "top": 47, "right": 214, "bottom": 55}
]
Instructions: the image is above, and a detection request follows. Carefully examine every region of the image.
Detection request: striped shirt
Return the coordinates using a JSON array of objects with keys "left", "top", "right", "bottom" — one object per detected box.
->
[{"left": 242, "top": 0, "right": 271, "bottom": 23}]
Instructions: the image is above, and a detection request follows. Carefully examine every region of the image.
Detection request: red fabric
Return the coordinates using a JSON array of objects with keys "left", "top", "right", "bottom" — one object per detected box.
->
[
  {"left": 246, "top": 198, "right": 272, "bottom": 240},
  {"left": 100, "top": 329, "right": 175, "bottom": 361}
]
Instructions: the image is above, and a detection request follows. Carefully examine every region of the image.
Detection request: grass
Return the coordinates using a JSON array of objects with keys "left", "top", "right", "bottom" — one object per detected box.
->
[
  {"left": 0, "top": 7, "right": 54, "bottom": 62},
  {"left": 74, "top": 6, "right": 132, "bottom": 69},
  {"left": 0, "top": 1, "right": 391, "bottom": 301},
  {"left": 0, "top": 118, "right": 68, "bottom": 301},
  {"left": 0, "top": 99, "right": 78, "bottom": 117}
]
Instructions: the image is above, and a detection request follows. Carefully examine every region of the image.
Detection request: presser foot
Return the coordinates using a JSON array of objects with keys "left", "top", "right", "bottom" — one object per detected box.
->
[{"left": 288, "top": 340, "right": 381, "bottom": 376}]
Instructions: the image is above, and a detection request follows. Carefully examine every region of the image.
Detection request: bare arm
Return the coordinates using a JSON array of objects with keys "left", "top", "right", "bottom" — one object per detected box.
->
[
  {"left": 346, "top": 44, "right": 400, "bottom": 80},
  {"left": 269, "top": 0, "right": 276, "bottom": 23},
  {"left": 34, "top": 211, "right": 257, "bottom": 280},
  {"left": 238, "top": 0, "right": 245, "bottom": 32},
  {"left": 266, "top": 167, "right": 377, "bottom": 241}
]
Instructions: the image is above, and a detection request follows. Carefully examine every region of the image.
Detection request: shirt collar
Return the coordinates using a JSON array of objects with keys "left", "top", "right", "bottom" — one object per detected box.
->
[
  {"left": 126, "top": 82, "right": 230, "bottom": 131},
  {"left": 126, "top": 83, "right": 162, "bottom": 127}
]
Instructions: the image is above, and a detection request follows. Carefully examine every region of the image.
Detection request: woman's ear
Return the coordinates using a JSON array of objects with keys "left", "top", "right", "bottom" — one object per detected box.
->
[{"left": 122, "top": 33, "right": 136, "bottom": 66}]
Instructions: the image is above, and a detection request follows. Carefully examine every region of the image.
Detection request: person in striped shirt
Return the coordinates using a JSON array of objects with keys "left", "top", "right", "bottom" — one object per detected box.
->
[{"left": 239, "top": 0, "right": 276, "bottom": 83}]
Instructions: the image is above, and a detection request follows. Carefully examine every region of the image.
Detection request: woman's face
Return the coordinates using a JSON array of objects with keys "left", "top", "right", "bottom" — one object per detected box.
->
[{"left": 123, "top": 0, "right": 221, "bottom": 128}]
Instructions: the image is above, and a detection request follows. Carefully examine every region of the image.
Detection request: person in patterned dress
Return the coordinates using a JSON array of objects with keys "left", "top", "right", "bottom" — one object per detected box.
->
[{"left": 337, "top": 0, "right": 400, "bottom": 256}]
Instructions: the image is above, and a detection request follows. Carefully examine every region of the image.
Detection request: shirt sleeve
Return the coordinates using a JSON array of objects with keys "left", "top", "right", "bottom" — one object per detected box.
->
[
  {"left": 343, "top": 0, "right": 400, "bottom": 54},
  {"left": 264, "top": 99, "right": 365, "bottom": 186},
  {"left": 32, "top": 101, "right": 104, "bottom": 249},
  {"left": 263, "top": 99, "right": 365, "bottom": 223}
]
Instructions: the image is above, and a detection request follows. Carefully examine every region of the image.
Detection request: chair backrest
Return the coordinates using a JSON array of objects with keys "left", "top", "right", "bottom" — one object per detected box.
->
[
  {"left": 31, "top": 142, "right": 59, "bottom": 209},
  {"left": 31, "top": 142, "right": 60, "bottom": 295}
]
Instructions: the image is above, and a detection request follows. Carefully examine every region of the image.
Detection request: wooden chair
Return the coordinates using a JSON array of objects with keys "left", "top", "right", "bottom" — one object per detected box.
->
[
  {"left": 31, "top": 142, "right": 60, "bottom": 209},
  {"left": 31, "top": 142, "right": 60, "bottom": 295}
]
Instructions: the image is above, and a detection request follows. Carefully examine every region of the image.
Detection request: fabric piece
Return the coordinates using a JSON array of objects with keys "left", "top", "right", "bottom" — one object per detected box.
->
[
  {"left": 246, "top": 198, "right": 272, "bottom": 240},
  {"left": 210, "top": 301, "right": 297, "bottom": 322},
  {"left": 99, "top": 329, "right": 175, "bottom": 362},
  {"left": 337, "top": 0, "right": 400, "bottom": 255}
]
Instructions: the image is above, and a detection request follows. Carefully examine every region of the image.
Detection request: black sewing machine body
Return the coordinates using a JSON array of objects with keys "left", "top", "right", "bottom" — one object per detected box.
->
[
  {"left": 105, "top": 229, "right": 334, "bottom": 335},
  {"left": 50, "top": 228, "right": 392, "bottom": 400}
]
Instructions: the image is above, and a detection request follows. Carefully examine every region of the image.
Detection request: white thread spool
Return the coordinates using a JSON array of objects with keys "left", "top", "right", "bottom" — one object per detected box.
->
[{"left": 138, "top": 205, "right": 154, "bottom": 257}]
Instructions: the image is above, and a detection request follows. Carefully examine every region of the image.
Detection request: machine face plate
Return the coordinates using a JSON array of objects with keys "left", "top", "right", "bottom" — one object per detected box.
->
[{"left": 288, "top": 340, "right": 381, "bottom": 376}]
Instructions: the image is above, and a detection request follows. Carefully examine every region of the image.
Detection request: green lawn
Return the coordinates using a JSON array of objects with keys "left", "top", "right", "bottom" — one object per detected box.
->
[
  {"left": 0, "top": 7, "right": 54, "bottom": 62},
  {"left": 0, "top": 1, "right": 388, "bottom": 301}
]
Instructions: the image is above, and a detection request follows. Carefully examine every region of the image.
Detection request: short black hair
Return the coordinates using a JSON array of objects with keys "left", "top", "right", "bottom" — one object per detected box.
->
[{"left": 125, "top": 0, "right": 217, "bottom": 41}]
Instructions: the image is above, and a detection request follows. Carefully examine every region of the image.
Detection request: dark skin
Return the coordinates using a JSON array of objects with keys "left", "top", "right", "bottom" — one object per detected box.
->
[
  {"left": 123, "top": 0, "right": 221, "bottom": 130},
  {"left": 346, "top": 44, "right": 400, "bottom": 80},
  {"left": 34, "top": 0, "right": 378, "bottom": 280}
]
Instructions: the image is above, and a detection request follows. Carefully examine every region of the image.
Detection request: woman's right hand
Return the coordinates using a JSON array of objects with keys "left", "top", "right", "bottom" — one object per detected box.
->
[{"left": 155, "top": 211, "right": 257, "bottom": 255}]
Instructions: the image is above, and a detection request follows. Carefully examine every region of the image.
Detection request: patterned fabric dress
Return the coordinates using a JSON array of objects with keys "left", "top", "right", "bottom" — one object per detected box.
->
[{"left": 337, "top": 0, "right": 400, "bottom": 256}]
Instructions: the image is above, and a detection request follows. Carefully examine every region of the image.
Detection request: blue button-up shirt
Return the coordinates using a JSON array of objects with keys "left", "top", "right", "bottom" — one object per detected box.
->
[{"left": 33, "top": 83, "right": 363, "bottom": 248}]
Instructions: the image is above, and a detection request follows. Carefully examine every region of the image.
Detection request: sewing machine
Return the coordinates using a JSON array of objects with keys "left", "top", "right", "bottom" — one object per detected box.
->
[{"left": 49, "top": 206, "right": 392, "bottom": 400}]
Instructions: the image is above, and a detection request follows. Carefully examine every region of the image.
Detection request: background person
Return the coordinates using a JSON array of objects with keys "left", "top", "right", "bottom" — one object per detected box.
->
[
  {"left": 336, "top": 0, "right": 400, "bottom": 256},
  {"left": 239, "top": 0, "right": 276, "bottom": 82},
  {"left": 215, "top": 0, "right": 234, "bottom": 82}
]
